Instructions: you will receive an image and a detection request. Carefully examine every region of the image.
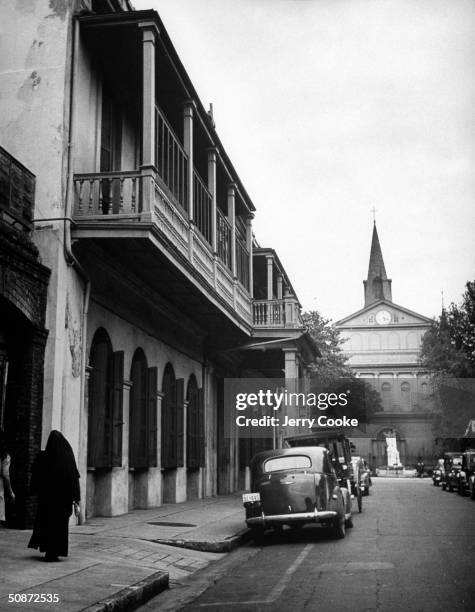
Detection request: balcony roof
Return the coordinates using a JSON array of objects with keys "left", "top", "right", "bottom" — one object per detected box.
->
[
  {"left": 77, "top": 9, "right": 256, "bottom": 214},
  {"left": 253, "top": 247, "right": 301, "bottom": 306}
]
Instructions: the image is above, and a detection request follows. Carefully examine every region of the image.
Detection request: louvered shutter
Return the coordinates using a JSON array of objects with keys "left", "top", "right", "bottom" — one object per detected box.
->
[
  {"left": 147, "top": 367, "right": 158, "bottom": 467},
  {"left": 198, "top": 387, "right": 205, "bottom": 467},
  {"left": 111, "top": 351, "right": 124, "bottom": 466},
  {"left": 176, "top": 378, "right": 185, "bottom": 467}
]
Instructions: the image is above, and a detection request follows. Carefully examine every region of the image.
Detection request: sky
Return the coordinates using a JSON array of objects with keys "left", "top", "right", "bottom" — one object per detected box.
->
[{"left": 134, "top": 0, "right": 475, "bottom": 322}]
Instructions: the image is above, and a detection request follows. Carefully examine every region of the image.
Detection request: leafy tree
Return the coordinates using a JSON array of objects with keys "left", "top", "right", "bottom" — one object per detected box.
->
[
  {"left": 419, "top": 281, "right": 475, "bottom": 446},
  {"left": 302, "top": 310, "right": 381, "bottom": 423},
  {"left": 420, "top": 282, "right": 475, "bottom": 377}
]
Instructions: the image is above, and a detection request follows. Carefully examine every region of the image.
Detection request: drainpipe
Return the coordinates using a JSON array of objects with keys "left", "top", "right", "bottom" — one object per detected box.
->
[{"left": 63, "top": 15, "right": 90, "bottom": 524}]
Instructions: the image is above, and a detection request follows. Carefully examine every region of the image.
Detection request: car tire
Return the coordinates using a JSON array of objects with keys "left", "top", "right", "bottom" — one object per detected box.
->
[
  {"left": 441, "top": 483, "right": 446, "bottom": 491},
  {"left": 332, "top": 516, "right": 346, "bottom": 539},
  {"left": 470, "top": 483, "right": 475, "bottom": 500},
  {"left": 458, "top": 484, "right": 465, "bottom": 496},
  {"left": 250, "top": 526, "right": 266, "bottom": 545},
  {"left": 448, "top": 484, "right": 453, "bottom": 492}
]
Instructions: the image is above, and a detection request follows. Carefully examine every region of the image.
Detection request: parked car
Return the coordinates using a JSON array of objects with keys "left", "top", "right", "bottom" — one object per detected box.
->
[
  {"left": 243, "top": 446, "right": 352, "bottom": 541},
  {"left": 457, "top": 450, "right": 475, "bottom": 498},
  {"left": 352, "top": 456, "right": 372, "bottom": 496},
  {"left": 432, "top": 458, "right": 444, "bottom": 486},
  {"left": 441, "top": 453, "right": 463, "bottom": 492},
  {"left": 285, "top": 428, "right": 362, "bottom": 512}
]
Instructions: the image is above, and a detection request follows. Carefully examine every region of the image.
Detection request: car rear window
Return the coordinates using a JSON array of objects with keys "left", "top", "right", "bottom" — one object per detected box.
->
[{"left": 264, "top": 455, "right": 312, "bottom": 473}]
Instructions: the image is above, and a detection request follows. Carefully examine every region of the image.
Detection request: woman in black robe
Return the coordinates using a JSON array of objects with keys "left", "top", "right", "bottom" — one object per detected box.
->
[{"left": 28, "top": 430, "right": 80, "bottom": 562}]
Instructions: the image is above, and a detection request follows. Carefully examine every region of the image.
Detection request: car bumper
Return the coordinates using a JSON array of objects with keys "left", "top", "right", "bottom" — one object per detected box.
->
[{"left": 246, "top": 510, "right": 338, "bottom": 526}]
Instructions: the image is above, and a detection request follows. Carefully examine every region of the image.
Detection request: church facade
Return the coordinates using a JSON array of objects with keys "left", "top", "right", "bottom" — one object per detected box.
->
[{"left": 335, "top": 224, "right": 435, "bottom": 469}]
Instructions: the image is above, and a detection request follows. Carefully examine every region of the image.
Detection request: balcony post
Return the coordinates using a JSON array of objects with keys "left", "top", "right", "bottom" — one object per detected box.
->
[
  {"left": 227, "top": 183, "right": 236, "bottom": 278},
  {"left": 266, "top": 255, "right": 274, "bottom": 301},
  {"left": 183, "top": 101, "right": 195, "bottom": 260},
  {"left": 139, "top": 20, "right": 159, "bottom": 214},
  {"left": 207, "top": 149, "right": 217, "bottom": 251},
  {"left": 183, "top": 101, "right": 195, "bottom": 219},
  {"left": 246, "top": 214, "right": 254, "bottom": 296},
  {"left": 207, "top": 148, "right": 218, "bottom": 287},
  {"left": 277, "top": 274, "right": 283, "bottom": 299}
]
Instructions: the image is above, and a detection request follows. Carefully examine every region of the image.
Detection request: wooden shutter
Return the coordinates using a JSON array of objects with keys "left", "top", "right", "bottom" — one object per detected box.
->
[
  {"left": 88, "top": 332, "right": 113, "bottom": 468},
  {"left": 147, "top": 367, "right": 158, "bottom": 467},
  {"left": 161, "top": 365, "right": 176, "bottom": 469},
  {"left": 186, "top": 382, "right": 198, "bottom": 469},
  {"left": 111, "top": 351, "right": 124, "bottom": 467},
  {"left": 198, "top": 387, "right": 205, "bottom": 468},
  {"left": 176, "top": 378, "right": 184, "bottom": 467}
]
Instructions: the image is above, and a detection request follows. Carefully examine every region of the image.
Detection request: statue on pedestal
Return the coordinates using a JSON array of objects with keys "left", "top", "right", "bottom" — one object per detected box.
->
[{"left": 384, "top": 429, "right": 401, "bottom": 467}]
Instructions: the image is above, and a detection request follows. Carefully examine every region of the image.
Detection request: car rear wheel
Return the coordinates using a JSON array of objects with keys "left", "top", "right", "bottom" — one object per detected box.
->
[
  {"left": 332, "top": 516, "right": 346, "bottom": 539},
  {"left": 470, "top": 482, "right": 475, "bottom": 500}
]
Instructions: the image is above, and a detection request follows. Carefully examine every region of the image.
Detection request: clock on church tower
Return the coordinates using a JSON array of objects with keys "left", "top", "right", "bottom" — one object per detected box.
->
[{"left": 375, "top": 309, "right": 391, "bottom": 325}]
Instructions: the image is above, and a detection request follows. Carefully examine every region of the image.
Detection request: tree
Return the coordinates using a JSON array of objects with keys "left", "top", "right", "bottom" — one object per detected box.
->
[
  {"left": 302, "top": 310, "right": 381, "bottom": 423},
  {"left": 419, "top": 281, "right": 475, "bottom": 446}
]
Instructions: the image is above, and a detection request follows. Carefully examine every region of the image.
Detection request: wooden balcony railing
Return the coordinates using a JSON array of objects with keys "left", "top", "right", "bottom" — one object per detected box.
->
[
  {"left": 74, "top": 171, "right": 141, "bottom": 215},
  {"left": 236, "top": 236, "right": 249, "bottom": 290},
  {"left": 253, "top": 298, "right": 303, "bottom": 329},
  {"left": 253, "top": 300, "right": 284, "bottom": 327},
  {"left": 216, "top": 208, "right": 231, "bottom": 271},
  {"left": 155, "top": 105, "right": 188, "bottom": 210},
  {"left": 0, "top": 146, "right": 35, "bottom": 232},
  {"left": 193, "top": 170, "right": 212, "bottom": 244}
]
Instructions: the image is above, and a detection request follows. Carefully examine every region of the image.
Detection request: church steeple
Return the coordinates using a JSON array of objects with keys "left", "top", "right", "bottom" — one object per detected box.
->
[{"left": 363, "top": 222, "right": 392, "bottom": 306}]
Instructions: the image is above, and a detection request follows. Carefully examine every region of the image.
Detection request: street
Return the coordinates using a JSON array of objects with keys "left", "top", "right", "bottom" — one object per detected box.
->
[{"left": 142, "top": 478, "right": 475, "bottom": 612}]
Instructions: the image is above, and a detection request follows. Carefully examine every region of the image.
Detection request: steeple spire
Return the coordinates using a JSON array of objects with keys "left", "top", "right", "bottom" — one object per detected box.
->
[{"left": 363, "top": 223, "right": 392, "bottom": 306}]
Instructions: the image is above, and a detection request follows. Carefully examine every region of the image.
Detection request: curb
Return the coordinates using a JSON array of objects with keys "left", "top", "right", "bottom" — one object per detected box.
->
[
  {"left": 81, "top": 570, "right": 169, "bottom": 612},
  {"left": 153, "top": 528, "right": 252, "bottom": 553}
]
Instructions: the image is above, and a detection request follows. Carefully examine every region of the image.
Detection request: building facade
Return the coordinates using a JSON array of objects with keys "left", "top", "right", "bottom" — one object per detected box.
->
[
  {"left": 0, "top": 1, "right": 317, "bottom": 524},
  {"left": 335, "top": 223, "right": 435, "bottom": 468}
]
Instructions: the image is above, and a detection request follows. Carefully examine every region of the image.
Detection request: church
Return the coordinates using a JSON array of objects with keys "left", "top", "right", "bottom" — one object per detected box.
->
[{"left": 335, "top": 223, "right": 435, "bottom": 469}]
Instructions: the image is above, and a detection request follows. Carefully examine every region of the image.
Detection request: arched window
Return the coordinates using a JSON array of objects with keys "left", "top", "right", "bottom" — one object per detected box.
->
[
  {"left": 381, "top": 381, "right": 392, "bottom": 410},
  {"left": 161, "top": 364, "right": 184, "bottom": 469},
  {"left": 186, "top": 375, "right": 204, "bottom": 469},
  {"left": 88, "top": 329, "right": 123, "bottom": 468},
  {"left": 369, "top": 333, "right": 381, "bottom": 350},
  {"left": 401, "top": 380, "right": 411, "bottom": 408}
]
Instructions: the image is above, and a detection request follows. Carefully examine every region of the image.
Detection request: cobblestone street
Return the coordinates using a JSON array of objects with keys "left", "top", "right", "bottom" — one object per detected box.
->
[{"left": 143, "top": 479, "right": 475, "bottom": 612}]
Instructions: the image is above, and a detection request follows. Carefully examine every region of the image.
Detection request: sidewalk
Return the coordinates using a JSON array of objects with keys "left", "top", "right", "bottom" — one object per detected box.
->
[{"left": 0, "top": 494, "right": 249, "bottom": 612}]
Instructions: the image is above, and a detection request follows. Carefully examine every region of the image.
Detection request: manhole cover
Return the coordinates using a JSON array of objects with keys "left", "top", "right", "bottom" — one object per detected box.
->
[{"left": 148, "top": 521, "right": 196, "bottom": 527}]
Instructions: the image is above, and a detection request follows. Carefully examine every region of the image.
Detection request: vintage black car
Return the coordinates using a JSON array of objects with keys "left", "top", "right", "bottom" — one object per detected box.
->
[
  {"left": 285, "top": 428, "right": 363, "bottom": 512},
  {"left": 441, "top": 452, "right": 463, "bottom": 492},
  {"left": 457, "top": 450, "right": 475, "bottom": 498},
  {"left": 243, "top": 446, "right": 352, "bottom": 540}
]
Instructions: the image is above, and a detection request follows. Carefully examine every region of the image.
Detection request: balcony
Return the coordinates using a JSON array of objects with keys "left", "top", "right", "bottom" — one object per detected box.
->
[
  {"left": 72, "top": 10, "right": 301, "bottom": 339},
  {"left": 73, "top": 167, "right": 253, "bottom": 324}
]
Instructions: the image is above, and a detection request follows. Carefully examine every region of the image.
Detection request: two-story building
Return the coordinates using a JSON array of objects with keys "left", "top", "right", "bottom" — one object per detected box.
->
[{"left": 0, "top": 1, "right": 317, "bottom": 525}]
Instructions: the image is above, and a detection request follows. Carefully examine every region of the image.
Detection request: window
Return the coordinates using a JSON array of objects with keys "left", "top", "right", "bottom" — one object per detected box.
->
[
  {"left": 264, "top": 455, "right": 312, "bottom": 473},
  {"left": 99, "top": 89, "right": 122, "bottom": 214},
  {"left": 87, "top": 329, "right": 123, "bottom": 468},
  {"left": 161, "top": 364, "right": 184, "bottom": 469},
  {"left": 129, "top": 349, "right": 158, "bottom": 468}
]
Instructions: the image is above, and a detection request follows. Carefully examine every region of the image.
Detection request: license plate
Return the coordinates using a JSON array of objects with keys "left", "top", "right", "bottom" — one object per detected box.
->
[{"left": 242, "top": 492, "right": 260, "bottom": 503}]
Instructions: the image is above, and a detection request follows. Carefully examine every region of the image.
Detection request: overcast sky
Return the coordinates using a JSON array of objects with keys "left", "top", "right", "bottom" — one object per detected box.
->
[{"left": 134, "top": 0, "right": 475, "bottom": 322}]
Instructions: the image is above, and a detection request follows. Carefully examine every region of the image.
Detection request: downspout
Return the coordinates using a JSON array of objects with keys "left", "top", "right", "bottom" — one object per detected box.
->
[{"left": 64, "top": 14, "right": 90, "bottom": 523}]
